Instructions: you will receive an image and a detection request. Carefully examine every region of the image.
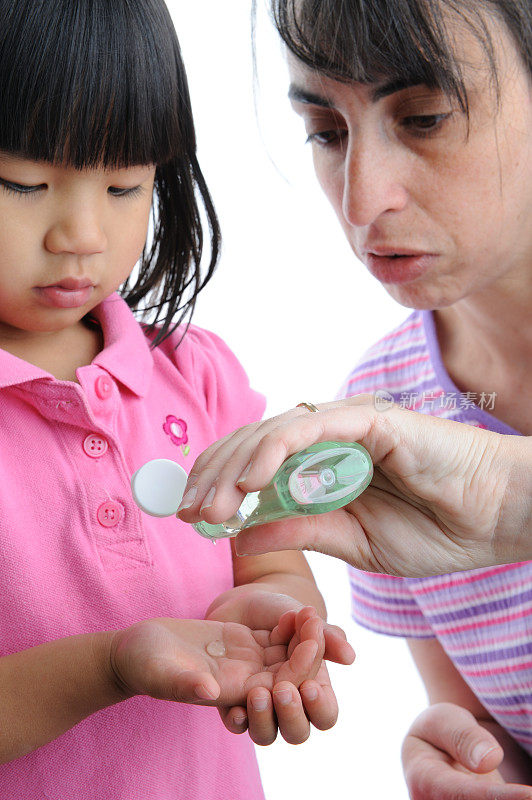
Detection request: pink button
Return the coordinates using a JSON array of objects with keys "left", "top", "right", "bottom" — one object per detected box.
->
[
  {"left": 83, "top": 434, "right": 109, "bottom": 458},
  {"left": 95, "top": 375, "right": 113, "bottom": 400},
  {"left": 97, "top": 501, "right": 124, "bottom": 528}
]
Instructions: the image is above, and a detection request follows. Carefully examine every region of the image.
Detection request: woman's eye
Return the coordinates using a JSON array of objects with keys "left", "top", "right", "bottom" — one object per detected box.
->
[
  {"left": 402, "top": 113, "right": 452, "bottom": 136},
  {"left": 306, "top": 129, "right": 347, "bottom": 148},
  {"left": 108, "top": 185, "right": 144, "bottom": 198},
  {"left": 0, "top": 177, "right": 46, "bottom": 195}
]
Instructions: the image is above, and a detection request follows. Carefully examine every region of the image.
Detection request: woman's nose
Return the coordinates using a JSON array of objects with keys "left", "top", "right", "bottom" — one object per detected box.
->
[
  {"left": 341, "top": 139, "right": 409, "bottom": 228},
  {"left": 44, "top": 202, "right": 108, "bottom": 256}
]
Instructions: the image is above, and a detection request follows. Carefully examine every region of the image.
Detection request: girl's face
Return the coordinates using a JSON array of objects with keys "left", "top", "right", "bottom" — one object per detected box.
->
[
  {"left": 0, "top": 155, "right": 155, "bottom": 336},
  {"left": 288, "top": 18, "right": 532, "bottom": 309}
]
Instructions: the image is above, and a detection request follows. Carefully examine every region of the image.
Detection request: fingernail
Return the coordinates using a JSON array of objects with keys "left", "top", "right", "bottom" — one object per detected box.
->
[
  {"left": 233, "top": 714, "right": 247, "bottom": 726},
  {"left": 234, "top": 536, "right": 248, "bottom": 557},
  {"left": 302, "top": 687, "right": 318, "bottom": 702},
  {"left": 200, "top": 486, "right": 216, "bottom": 514},
  {"left": 236, "top": 461, "right": 252, "bottom": 484},
  {"left": 194, "top": 684, "right": 217, "bottom": 700},
  {"left": 471, "top": 742, "right": 497, "bottom": 768},
  {"left": 177, "top": 485, "right": 197, "bottom": 513},
  {"left": 307, "top": 641, "right": 319, "bottom": 659},
  {"left": 251, "top": 694, "right": 269, "bottom": 711},
  {"left": 273, "top": 688, "right": 292, "bottom": 706}
]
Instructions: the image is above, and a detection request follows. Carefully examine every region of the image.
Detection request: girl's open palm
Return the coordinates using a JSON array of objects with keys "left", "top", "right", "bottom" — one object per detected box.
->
[{"left": 109, "top": 616, "right": 323, "bottom": 707}]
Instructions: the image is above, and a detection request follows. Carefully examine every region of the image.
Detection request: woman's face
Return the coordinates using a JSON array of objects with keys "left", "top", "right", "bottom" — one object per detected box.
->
[{"left": 288, "top": 17, "right": 532, "bottom": 309}]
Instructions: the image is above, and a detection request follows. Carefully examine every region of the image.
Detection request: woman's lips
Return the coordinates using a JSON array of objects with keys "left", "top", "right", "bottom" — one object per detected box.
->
[
  {"left": 365, "top": 253, "right": 438, "bottom": 285},
  {"left": 35, "top": 285, "right": 95, "bottom": 309}
]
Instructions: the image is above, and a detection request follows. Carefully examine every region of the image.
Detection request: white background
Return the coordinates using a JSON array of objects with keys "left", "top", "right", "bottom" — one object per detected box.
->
[{"left": 167, "top": 1, "right": 428, "bottom": 797}]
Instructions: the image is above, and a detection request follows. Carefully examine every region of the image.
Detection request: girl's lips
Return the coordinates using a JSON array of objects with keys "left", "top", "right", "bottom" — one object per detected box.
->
[
  {"left": 35, "top": 285, "right": 95, "bottom": 309},
  {"left": 365, "top": 253, "right": 437, "bottom": 285}
]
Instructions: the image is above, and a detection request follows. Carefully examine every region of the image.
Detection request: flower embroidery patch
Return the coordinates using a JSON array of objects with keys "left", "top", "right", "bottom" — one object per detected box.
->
[{"left": 163, "top": 415, "right": 190, "bottom": 456}]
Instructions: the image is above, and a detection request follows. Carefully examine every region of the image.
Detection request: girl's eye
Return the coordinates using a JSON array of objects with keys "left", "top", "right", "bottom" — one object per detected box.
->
[
  {"left": 402, "top": 113, "right": 452, "bottom": 136},
  {"left": 306, "top": 129, "right": 347, "bottom": 148},
  {"left": 0, "top": 177, "right": 46, "bottom": 195},
  {"left": 108, "top": 185, "right": 144, "bottom": 198}
]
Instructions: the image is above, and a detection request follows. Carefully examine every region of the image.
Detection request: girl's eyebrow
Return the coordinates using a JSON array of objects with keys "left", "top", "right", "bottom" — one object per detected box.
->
[{"left": 288, "top": 77, "right": 426, "bottom": 108}]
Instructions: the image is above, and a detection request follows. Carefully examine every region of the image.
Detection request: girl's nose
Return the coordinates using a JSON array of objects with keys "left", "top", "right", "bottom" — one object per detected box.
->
[
  {"left": 341, "top": 139, "right": 409, "bottom": 228},
  {"left": 44, "top": 205, "right": 108, "bottom": 256}
]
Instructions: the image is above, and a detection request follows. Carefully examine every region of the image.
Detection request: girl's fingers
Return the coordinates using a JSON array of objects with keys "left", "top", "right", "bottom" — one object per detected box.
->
[
  {"left": 270, "top": 610, "right": 297, "bottom": 646},
  {"left": 408, "top": 703, "right": 503, "bottom": 773},
  {"left": 272, "top": 682, "right": 310, "bottom": 745},
  {"left": 286, "top": 607, "right": 320, "bottom": 658},
  {"left": 323, "top": 625, "right": 356, "bottom": 665},
  {"left": 300, "top": 680, "right": 339, "bottom": 731},
  {"left": 172, "top": 670, "right": 221, "bottom": 704},
  {"left": 246, "top": 688, "right": 278, "bottom": 746},
  {"left": 218, "top": 705, "right": 248, "bottom": 735},
  {"left": 277, "top": 639, "right": 320, "bottom": 685}
]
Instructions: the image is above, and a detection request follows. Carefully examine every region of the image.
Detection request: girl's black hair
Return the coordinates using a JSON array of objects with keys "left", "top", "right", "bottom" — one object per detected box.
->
[
  {"left": 261, "top": 0, "right": 532, "bottom": 114},
  {"left": 0, "top": 0, "right": 221, "bottom": 346}
]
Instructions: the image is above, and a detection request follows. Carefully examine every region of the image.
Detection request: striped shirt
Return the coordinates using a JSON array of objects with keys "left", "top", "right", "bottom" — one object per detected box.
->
[{"left": 339, "top": 309, "right": 532, "bottom": 754}]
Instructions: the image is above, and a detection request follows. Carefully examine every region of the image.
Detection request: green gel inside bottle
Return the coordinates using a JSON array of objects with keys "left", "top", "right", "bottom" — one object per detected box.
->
[{"left": 193, "top": 441, "right": 373, "bottom": 540}]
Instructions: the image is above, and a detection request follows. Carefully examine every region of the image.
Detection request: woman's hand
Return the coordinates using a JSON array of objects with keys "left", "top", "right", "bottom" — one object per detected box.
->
[
  {"left": 402, "top": 703, "right": 532, "bottom": 800},
  {"left": 206, "top": 590, "right": 354, "bottom": 744},
  {"left": 177, "top": 397, "right": 532, "bottom": 576}
]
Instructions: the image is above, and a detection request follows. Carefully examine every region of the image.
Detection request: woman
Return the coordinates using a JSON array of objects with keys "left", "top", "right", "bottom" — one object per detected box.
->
[{"left": 181, "top": 1, "right": 532, "bottom": 796}]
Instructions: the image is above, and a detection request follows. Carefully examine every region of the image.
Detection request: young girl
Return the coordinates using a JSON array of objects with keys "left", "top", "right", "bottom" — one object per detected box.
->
[
  {"left": 0, "top": 1, "right": 355, "bottom": 797},
  {"left": 181, "top": 0, "right": 532, "bottom": 796}
]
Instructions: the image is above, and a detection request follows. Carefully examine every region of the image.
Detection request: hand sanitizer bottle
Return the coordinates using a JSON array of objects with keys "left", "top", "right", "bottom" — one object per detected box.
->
[{"left": 131, "top": 441, "right": 373, "bottom": 541}]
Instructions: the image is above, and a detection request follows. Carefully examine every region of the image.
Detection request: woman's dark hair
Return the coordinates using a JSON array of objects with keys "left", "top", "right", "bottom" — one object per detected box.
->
[
  {"left": 0, "top": 0, "right": 220, "bottom": 346},
  {"left": 262, "top": 0, "right": 532, "bottom": 114}
]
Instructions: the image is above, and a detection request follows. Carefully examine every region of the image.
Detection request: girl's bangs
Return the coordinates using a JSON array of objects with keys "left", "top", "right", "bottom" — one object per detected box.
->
[{"left": 0, "top": 0, "right": 185, "bottom": 168}]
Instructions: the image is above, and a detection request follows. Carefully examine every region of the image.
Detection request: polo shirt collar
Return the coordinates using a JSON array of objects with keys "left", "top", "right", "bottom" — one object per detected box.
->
[
  {"left": 91, "top": 293, "right": 153, "bottom": 397},
  {"left": 0, "top": 293, "right": 153, "bottom": 396}
]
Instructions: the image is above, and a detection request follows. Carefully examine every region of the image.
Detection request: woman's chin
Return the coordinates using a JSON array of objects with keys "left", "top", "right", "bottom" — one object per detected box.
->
[{"left": 383, "top": 281, "right": 462, "bottom": 311}]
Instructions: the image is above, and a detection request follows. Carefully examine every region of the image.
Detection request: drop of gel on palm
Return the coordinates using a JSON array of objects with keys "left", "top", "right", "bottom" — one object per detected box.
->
[{"left": 206, "top": 641, "right": 226, "bottom": 657}]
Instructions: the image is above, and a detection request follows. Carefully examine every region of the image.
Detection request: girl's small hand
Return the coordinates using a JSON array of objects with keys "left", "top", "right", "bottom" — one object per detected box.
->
[
  {"left": 108, "top": 616, "right": 324, "bottom": 708},
  {"left": 205, "top": 590, "right": 354, "bottom": 744},
  {"left": 205, "top": 589, "right": 355, "bottom": 666},
  {"left": 402, "top": 703, "right": 532, "bottom": 800}
]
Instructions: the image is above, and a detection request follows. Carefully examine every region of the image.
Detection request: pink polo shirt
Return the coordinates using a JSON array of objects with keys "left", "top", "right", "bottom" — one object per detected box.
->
[{"left": 0, "top": 293, "right": 266, "bottom": 799}]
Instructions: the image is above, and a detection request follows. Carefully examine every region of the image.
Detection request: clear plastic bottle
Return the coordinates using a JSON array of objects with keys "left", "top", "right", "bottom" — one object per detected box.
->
[{"left": 193, "top": 441, "right": 372, "bottom": 540}]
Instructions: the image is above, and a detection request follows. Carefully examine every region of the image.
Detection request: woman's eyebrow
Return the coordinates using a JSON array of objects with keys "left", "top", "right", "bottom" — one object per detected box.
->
[
  {"left": 372, "top": 77, "right": 424, "bottom": 100},
  {"left": 288, "top": 77, "right": 426, "bottom": 107},
  {"left": 288, "top": 85, "right": 333, "bottom": 107}
]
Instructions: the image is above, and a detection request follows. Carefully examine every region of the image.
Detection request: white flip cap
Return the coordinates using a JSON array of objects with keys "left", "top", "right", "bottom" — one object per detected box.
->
[{"left": 131, "top": 458, "right": 188, "bottom": 517}]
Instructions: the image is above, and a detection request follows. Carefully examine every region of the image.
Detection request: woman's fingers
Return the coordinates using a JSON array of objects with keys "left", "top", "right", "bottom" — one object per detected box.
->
[
  {"left": 178, "top": 399, "right": 379, "bottom": 524},
  {"left": 403, "top": 735, "right": 532, "bottom": 800},
  {"left": 233, "top": 508, "right": 369, "bottom": 567},
  {"left": 408, "top": 703, "right": 503, "bottom": 773}
]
